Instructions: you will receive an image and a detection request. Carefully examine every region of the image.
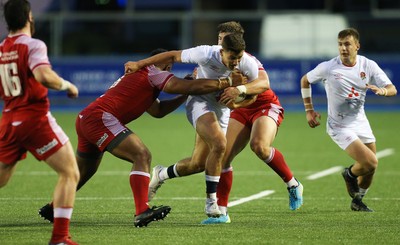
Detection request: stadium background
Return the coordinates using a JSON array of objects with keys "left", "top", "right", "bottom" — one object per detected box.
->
[
  {"left": 1, "top": 2, "right": 400, "bottom": 244},
  {"left": 1, "top": 0, "right": 399, "bottom": 111}
]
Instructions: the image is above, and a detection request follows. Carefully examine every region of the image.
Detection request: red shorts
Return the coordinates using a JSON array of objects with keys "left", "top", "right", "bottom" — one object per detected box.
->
[
  {"left": 230, "top": 103, "right": 284, "bottom": 129},
  {"left": 76, "top": 107, "right": 129, "bottom": 155},
  {"left": 0, "top": 112, "right": 69, "bottom": 164}
]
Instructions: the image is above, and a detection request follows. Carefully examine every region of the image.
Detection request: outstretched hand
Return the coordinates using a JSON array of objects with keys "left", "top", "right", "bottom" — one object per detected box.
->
[
  {"left": 306, "top": 110, "right": 321, "bottom": 128},
  {"left": 366, "top": 84, "right": 385, "bottom": 96},
  {"left": 67, "top": 83, "right": 79, "bottom": 98},
  {"left": 124, "top": 61, "right": 140, "bottom": 74}
]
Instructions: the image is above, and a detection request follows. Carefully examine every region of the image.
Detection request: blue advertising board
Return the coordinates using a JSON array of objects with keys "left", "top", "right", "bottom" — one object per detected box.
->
[{"left": 43, "top": 58, "right": 399, "bottom": 111}]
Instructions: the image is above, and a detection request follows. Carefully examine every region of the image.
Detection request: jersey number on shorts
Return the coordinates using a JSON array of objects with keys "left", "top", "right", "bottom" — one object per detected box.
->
[{"left": 0, "top": 62, "right": 22, "bottom": 97}]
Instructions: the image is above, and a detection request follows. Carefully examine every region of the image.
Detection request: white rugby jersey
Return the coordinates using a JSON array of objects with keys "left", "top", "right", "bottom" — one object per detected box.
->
[
  {"left": 307, "top": 55, "right": 392, "bottom": 125},
  {"left": 181, "top": 45, "right": 258, "bottom": 102}
]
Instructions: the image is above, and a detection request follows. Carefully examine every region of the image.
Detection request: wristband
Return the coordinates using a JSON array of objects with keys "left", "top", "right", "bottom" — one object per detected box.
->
[
  {"left": 382, "top": 87, "right": 388, "bottom": 96},
  {"left": 236, "top": 85, "right": 247, "bottom": 95},
  {"left": 60, "top": 79, "right": 71, "bottom": 91},
  {"left": 304, "top": 102, "right": 314, "bottom": 111},
  {"left": 227, "top": 76, "right": 232, "bottom": 86},
  {"left": 301, "top": 88, "right": 312, "bottom": 98}
]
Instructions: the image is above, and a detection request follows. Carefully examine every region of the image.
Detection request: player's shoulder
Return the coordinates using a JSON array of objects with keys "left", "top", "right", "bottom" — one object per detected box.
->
[
  {"left": 314, "top": 56, "right": 338, "bottom": 70},
  {"left": 187, "top": 44, "right": 216, "bottom": 52},
  {"left": 357, "top": 55, "right": 378, "bottom": 66},
  {"left": 15, "top": 34, "right": 45, "bottom": 46},
  {"left": 241, "top": 52, "right": 259, "bottom": 67}
]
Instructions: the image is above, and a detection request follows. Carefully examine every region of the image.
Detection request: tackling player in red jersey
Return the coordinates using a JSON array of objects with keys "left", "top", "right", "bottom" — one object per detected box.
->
[{"left": 38, "top": 48, "right": 246, "bottom": 228}]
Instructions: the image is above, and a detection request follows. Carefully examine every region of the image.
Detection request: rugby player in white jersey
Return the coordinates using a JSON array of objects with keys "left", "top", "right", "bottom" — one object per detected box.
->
[
  {"left": 125, "top": 33, "right": 260, "bottom": 219},
  {"left": 300, "top": 27, "right": 397, "bottom": 212}
]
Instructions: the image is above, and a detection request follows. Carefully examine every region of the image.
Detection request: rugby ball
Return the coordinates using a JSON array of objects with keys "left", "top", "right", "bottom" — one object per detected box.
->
[{"left": 234, "top": 94, "right": 246, "bottom": 103}]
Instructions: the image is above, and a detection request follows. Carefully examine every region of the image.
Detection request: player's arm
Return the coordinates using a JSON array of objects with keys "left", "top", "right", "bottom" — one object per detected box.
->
[
  {"left": 146, "top": 95, "right": 188, "bottom": 118},
  {"left": 300, "top": 74, "right": 321, "bottom": 128},
  {"left": 219, "top": 69, "right": 268, "bottom": 104},
  {"left": 162, "top": 72, "right": 245, "bottom": 95},
  {"left": 242, "top": 69, "right": 270, "bottom": 95},
  {"left": 366, "top": 84, "right": 397, "bottom": 97},
  {"left": 33, "top": 65, "right": 79, "bottom": 98},
  {"left": 125, "top": 51, "right": 183, "bottom": 74}
]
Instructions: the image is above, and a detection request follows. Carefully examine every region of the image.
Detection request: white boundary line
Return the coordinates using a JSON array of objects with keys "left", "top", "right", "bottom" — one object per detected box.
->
[
  {"left": 8, "top": 148, "right": 394, "bottom": 208},
  {"left": 306, "top": 148, "right": 395, "bottom": 180},
  {"left": 228, "top": 190, "right": 275, "bottom": 207},
  {"left": 306, "top": 166, "right": 343, "bottom": 180},
  {"left": 376, "top": 148, "right": 395, "bottom": 158}
]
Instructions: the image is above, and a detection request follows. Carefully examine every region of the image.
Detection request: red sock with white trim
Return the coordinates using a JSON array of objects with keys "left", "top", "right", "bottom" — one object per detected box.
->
[
  {"left": 264, "top": 148, "right": 293, "bottom": 182},
  {"left": 129, "top": 171, "right": 150, "bottom": 215},
  {"left": 217, "top": 167, "right": 233, "bottom": 208},
  {"left": 50, "top": 207, "right": 73, "bottom": 242}
]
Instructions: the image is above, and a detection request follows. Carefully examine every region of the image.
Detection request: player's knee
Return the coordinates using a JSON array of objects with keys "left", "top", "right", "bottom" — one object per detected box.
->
[
  {"left": 250, "top": 141, "right": 270, "bottom": 159},
  {"left": 210, "top": 137, "right": 227, "bottom": 155},
  {"left": 134, "top": 148, "right": 152, "bottom": 167},
  {"left": 62, "top": 162, "right": 80, "bottom": 184},
  {"left": 364, "top": 156, "right": 378, "bottom": 173}
]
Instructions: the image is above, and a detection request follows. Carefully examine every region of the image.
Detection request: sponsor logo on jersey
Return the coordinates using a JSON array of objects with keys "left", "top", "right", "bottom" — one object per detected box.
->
[
  {"left": 333, "top": 73, "right": 343, "bottom": 80},
  {"left": 36, "top": 138, "right": 58, "bottom": 155},
  {"left": 360, "top": 72, "right": 366, "bottom": 80},
  {"left": 0, "top": 50, "right": 19, "bottom": 61},
  {"left": 97, "top": 133, "right": 109, "bottom": 147}
]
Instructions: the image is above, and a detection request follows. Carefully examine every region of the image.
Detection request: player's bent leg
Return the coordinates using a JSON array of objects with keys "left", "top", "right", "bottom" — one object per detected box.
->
[
  {"left": 40, "top": 152, "right": 102, "bottom": 223},
  {"left": 149, "top": 135, "right": 212, "bottom": 201},
  {"left": 0, "top": 161, "right": 17, "bottom": 188},
  {"left": 45, "top": 143, "right": 79, "bottom": 244},
  {"left": 110, "top": 133, "right": 173, "bottom": 225},
  {"left": 176, "top": 136, "right": 210, "bottom": 176},
  {"left": 195, "top": 113, "right": 226, "bottom": 217},
  {"left": 46, "top": 143, "right": 79, "bottom": 209},
  {"left": 345, "top": 140, "right": 378, "bottom": 177},
  {"left": 75, "top": 152, "right": 103, "bottom": 191}
]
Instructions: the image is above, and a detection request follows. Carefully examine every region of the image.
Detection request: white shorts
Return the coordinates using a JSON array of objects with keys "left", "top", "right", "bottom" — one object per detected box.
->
[
  {"left": 185, "top": 94, "right": 230, "bottom": 134},
  {"left": 327, "top": 117, "right": 375, "bottom": 150}
]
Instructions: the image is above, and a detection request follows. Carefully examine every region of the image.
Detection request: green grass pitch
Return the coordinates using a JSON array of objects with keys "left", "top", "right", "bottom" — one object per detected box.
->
[{"left": 1, "top": 111, "right": 399, "bottom": 244}]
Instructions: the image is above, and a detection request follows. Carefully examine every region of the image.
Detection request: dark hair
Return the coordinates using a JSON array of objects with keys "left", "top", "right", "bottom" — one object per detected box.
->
[
  {"left": 221, "top": 33, "right": 246, "bottom": 54},
  {"left": 3, "top": 0, "right": 31, "bottom": 32},
  {"left": 150, "top": 48, "right": 168, "bottom": 57},
  {"left": 338, "top": 28, "right": 360, "bottom": 42},
  {"left": 217, "top": 21, "right": 244, "bottom": 36}
]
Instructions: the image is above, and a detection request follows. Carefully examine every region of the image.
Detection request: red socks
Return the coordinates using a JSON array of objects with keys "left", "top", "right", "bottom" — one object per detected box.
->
[
  {"left": 217, "top": 168, "right": 233, "bottom": 207},
  {"left": 129, "top": 172, "right": 150, "bottom": 215},
  {"left": 264, "top": 148, "right": 293, "bottom": 182},
  {"left": 51, "top": 217, "right": 70, "bottom": 242}
]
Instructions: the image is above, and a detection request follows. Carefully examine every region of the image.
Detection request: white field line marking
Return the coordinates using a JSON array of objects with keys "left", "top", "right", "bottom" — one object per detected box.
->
[
  {"left": 228, "top": 190, "right": 275, "bottom": 207},
  {"left": 306, "top": 166, "right": 343, "bottom": 180},
  {"left": 3, "top": 196, "right": 400, "bottom": 201},
  {"left": 376, "top": 148, "right": 395, "bottom": 159},
  {"left": 306, "top": 148, "right": 395, "bottom": 180}
]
